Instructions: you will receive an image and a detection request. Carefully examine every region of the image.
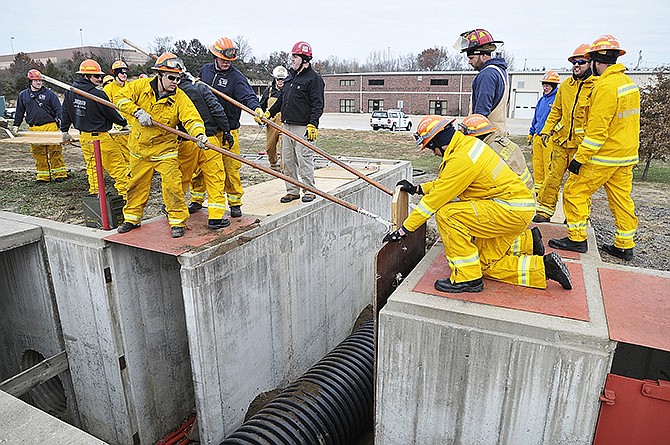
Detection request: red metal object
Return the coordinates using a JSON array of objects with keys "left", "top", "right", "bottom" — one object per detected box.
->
[
  {"left": 593, "top": 374, "right": 670, "bottom": 445},
  {"left": 92, "top": 138, "right": 110, "bottom": 230},
  {"left": 156, "top": 415, "right": 195, "bottom": 445}
]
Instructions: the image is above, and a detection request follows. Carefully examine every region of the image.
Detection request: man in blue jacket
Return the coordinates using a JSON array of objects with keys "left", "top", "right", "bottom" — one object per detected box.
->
[
  {"left": 198, "top": 36, "right": 264, "bottom": 218},
  {"left": 267, "top": 41, "right": 325, "bottom": 203},
  {"left": 528, "top": 71, "right": 560, "bottom": 192},
  {"left": 456, "top": 29, "right": 509, "bottom": 135},
  {"left": 13, "top": 69, "right": 67, "bottom": 182}
]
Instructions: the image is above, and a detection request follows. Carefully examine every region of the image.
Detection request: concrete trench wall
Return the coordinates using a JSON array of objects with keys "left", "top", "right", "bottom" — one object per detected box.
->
[{"left": 0, "top": 159, "right": 410, "bottom": 444}]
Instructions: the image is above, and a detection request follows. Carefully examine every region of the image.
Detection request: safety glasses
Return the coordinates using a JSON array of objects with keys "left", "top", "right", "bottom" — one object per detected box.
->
[
  {"left": 220, "top": 47, "right": 238, "bottom": 59},
  {"left": 572, "top": 60, "right": 589, "bottom": 66},
  {"left": 165, "top": 74, "right": 181, "bottom": 83},
  {"left": 118, "top": 69, "right": 128, "bottom": 75},
  {"left": 90, "top": 74, "right": 103, "bottom": 79}
]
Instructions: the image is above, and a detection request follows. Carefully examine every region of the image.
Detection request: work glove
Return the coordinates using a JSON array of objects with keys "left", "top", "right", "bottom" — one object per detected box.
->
[
  {"left": 134, "top": 109, "right": 153, "bottom": 127},
  {"left": 305, "top": 124, "right": 318, "bottom": 142},
  {"left": 222, "top": 131, "right": 235, "bottom": 148},
  {"left": 526, "top": 134, "right": 533, "bottom": 145},
  {"left": 383, "top": 226, "right": 407, "bottom": 243},
  {"left": 568, "top": 159, "right": 582, "bottom": 175},
  {"left": 397, "top": 179, "right": 419, "bottom": 195},
  {"left": 253, "top": 107, "right": 264, "bottom": 124},
  {"left": 539, "top": 133, "right": 548, "bottom": 146},
  {"left": 11, "top": 125, "right": 20, "bottom": 136},
  {"left": 263, "top": 111, "right": 271, "bottom": 120},
  {"left": 195, "top": 134, "right": 209, "bottom": 149},
  {"left": 61, "top": 132, "right": 74, "bottom": 143}
]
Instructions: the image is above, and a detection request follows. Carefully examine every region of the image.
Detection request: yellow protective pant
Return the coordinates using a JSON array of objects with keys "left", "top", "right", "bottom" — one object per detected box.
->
[
  {"left": 29, "top": 123, "right": 67, "bottom": 181},
  {"left": 563, "top": 163, "right": 637, "bottom": 248},
  {"left": 536, "top": 142, "right": 576, "bottom": 218},
  {"left": 435, "top": 200, "right": 547, "bottom": 289},
  {"left": 110, "top": 132, "right": 130, "bottom": 165},
  {"left": 531, "top": 135, "right": 552, "bottom": 193},
  {"left": 190, "top": 129, "right": 243, "bottom": 208},
  {"left": 79, "top": 132, "right": 129, "bottom": 199},
  {"left": 123, "top": 152, "right": 188, "bottom": 228},
  {"left": 265, "top": 113, "right": 282, "bottom": 166},
  {"left": 179, "top": 136, "right": 227, "bottom": 220}
]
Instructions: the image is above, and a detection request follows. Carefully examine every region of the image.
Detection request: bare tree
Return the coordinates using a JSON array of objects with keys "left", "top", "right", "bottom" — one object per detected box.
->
[
  {"left": 639, "top": 69, "right": 670, "bottom": 180},
  {"left": 234, "top": 35, "right": 253, "bottom": 62},
  {"left": 150, "top": 36, "right": 174, "bottom": 56}
]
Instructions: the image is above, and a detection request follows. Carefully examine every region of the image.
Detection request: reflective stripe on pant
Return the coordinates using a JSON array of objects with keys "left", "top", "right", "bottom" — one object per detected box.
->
[
  {"left": 221, "top": 129, "right": 244, "bottom": 207},
  {"left": 531, "top": 135, "right": 552, "bottom": 192},
  {"left": 79, "top": 132, "right": 129, "bottom": 199},
  {"left": 179, "top": 136, "right": 227, "bottom": 220},
  {"left": 536, "top": 142, "right": 576, "bottom": 218},
  {"left": 29, "top": 123, "right": 67, "bottom": 181},
  {"left": 189, "top": 170, "right": 206, "bottom": 205},
  {"left": 435, "top": 200, "right": 547, "bottom": 289},
  {"left": 265, "top": 113, "right": 282, "bottom": 166},
  {"left": 507, "top": 228, "right": 534, "bottom": 256},
  {"left": 123, "top": 153, "right": 188, "bottom": 227},
  {"left": 563, "top": 163, "right": 637, "bottom": 248},
  {"left": 282, "top": 123, "right": 315, "bottom": 195}
]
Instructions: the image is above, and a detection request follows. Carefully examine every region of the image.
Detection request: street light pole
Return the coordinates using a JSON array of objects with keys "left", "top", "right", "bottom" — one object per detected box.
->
[
  {"left": 79, "top": 29, "right": 83, "bottom": 52},
  {"left": 10, "top": 36, "right": 14, "bottom": 56}
]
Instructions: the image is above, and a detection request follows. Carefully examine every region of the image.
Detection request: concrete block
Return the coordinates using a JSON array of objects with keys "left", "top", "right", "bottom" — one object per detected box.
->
[{"left": 377, "top": 239, "right": 614, "bottom": 445}]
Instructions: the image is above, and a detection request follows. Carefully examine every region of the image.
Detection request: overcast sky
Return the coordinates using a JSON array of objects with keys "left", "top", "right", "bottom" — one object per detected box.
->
[{"left": 3, "top": 0, "right": 669, "bottom": 71}]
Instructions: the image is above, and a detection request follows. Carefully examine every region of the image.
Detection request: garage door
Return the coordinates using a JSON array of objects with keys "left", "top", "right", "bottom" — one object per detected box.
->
[{"left": 513, "top": 91, "right": 538, "bottom": 119}]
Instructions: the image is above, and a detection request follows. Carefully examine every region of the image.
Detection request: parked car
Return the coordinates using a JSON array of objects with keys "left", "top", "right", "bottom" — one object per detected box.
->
[{"left": 370, "top": 109, "right": 412, "bottom": 131}]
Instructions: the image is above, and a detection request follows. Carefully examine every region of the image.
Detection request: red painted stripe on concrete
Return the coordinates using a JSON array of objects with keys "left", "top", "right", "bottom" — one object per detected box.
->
[
  {"left": 413, "top": 250, "right": 588, "bottom": 321},
  {"left": 599, "top": 268, "right": 670, "bottom": 352}
]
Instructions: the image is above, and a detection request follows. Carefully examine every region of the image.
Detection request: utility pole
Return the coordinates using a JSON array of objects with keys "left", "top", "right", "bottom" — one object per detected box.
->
[
  {"left": 10, "top": 36, "right": 14, "bottom": 56},
  {"left": 80, "top": 29, "right": 84, "bottom": 53},
  {"left": 523, "top": 58, "right": 527, "bottom": 71}
]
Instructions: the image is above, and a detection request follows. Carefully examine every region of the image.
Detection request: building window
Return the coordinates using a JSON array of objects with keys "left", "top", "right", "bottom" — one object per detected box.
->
[
  {"left": 340, "top": 99, "right": 355, "bottom": 113},
  {"left": 368, "top": 79, "right": 384, "bottom": 86},
  {"left": 517, "top": 80, "right": 525, "bottom": 89},
  {"left": 430, "top": 79, "right": 449, "bottom": 86},
  {"left": 429, "top": 100, "right": 448, "bottom": 116},
  {"left": 340, "top": 79, "right": 354, "bottom": 86},
  {"left": 368, "top": 99, "right": 384, "bottom": 112}
]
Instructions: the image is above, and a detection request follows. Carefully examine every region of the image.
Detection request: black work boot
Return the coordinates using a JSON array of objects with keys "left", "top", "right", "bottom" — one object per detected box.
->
[
  {"left": 602, "top": 244, "right": 634, "bottom": 261},
  {"left": 230, "top": 206, "right": 242, "bottom": 218},
  {"left": 161, "top": 204, "right": 168, "bottom": 218},
  {"left": 548, "top": 236, "right": 588, "bottom": 253},
  {"left": 532, "top": 213, "right": 551, "bottom": 223},
  {"left": 188, "top": 202, "right": 203, "bottom": 214},
  {"left": 434, "top": 277, "right": 484, "bottom": 293},
  {"left": 531, "top": 226, "right": 545, "bottom": 256},
  {"left": 208, "top": 218, "right": 231, "bottom": 230},
  {"left": 117, "top": 222, "right": 140, "bottom": 233},
  {"left": 171, "top": 226, "right": 185, "bottom": 238},
  {"left": 544, "top": 252, "right": 572, "bottom": 290}
]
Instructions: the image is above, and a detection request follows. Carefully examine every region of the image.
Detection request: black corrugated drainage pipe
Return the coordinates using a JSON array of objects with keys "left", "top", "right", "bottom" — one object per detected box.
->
[{"left": 221, "top": 318, "right": 374, "bottom": 445}]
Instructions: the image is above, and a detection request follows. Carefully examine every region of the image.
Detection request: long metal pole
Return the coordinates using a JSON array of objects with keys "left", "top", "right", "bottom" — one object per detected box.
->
[
  {"left": 42, "top": 74, "right": 391, "bottom": 228},
  {"left": 122, "top": 38, "right": 393, "bottom": 196}
]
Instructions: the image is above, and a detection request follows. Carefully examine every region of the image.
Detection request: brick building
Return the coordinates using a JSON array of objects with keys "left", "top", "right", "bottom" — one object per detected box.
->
[{"left": 324, "top": 71, "right": 476, "bottom": 116}]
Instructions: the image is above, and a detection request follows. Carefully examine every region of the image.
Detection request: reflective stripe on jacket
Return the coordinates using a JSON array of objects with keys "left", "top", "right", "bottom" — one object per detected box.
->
[
  {"left": 541, "top": 74, "right": 595, "bottom": 148},
  {"left": 575, "top": 63, "right": 640, "bottom": 166},
  {"left": 404, "top": 132, "right": 534, "bottom": 232}
]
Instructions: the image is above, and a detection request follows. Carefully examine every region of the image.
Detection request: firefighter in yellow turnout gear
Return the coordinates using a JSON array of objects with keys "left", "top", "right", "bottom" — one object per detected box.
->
[
  {"left": 533, "top": 44, "right": 595, "bottom": 223},
  {"left": 116, "top": 53, "right": 207, "bottom": 239},
  {"left": 103, "top": 60, "right": 132, "bottom": 162},
  {"left": 549, "top": 35, "right": 640, "bottom": 261},
  {"left": 385, "top": 116, "right": 572, "bottom": 293}
]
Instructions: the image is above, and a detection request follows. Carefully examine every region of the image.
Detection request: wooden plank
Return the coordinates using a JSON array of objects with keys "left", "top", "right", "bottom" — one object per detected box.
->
[
  {"left": 0, "top": 351, "right": 69, "bottom": 397},
  {"left": 391, "top": 186, "right": 409, "bottom": 230}
]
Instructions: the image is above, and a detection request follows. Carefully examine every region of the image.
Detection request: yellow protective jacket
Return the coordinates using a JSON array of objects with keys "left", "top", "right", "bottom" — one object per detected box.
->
[
  {"left": 575, "top": 63, "right": 640, "bottom": 166},
  {"left": 117, "top": 77, "right": 206, "bottom": 159},
  {"left": 404, "top": 131, "right": 535, "bottom": 232},
  {"left": 104, "top": 80, "right": 133, "bottom": 121},
  {"left": 541, "top": 74, "right": 595, "bottom": 149}
]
